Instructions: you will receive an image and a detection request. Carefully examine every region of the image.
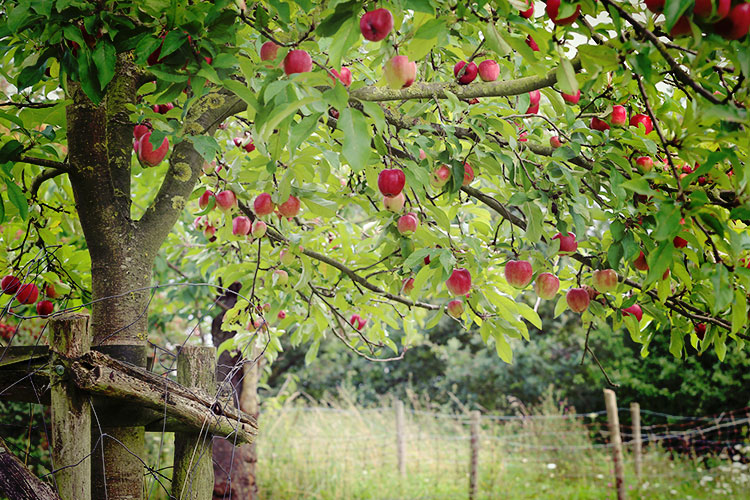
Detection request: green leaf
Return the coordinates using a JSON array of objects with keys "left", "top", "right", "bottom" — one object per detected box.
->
[
  {"left": 711, "top": 265, "right": 733, "bottom": 314},
  {"left": 338, "top": 108, "right": 370, "bottom": 171},
  {"left": 92, "top": 40, "right": 116, "bottom": 90},
  {"left": 517, "top": 302, "right": 542, "bottom": 330},
  {"left": 731, "top": 289, "right": 747, "bottom": 334},
  {"left": 159, "top": 30, "right": 188, "bottom": 60},
  {"left": 484, "top": 22, "right": 511, "bottom": 57},
  {"left": 188, "top": 136, "right": 221, "bottom": 163},
  {"left": 669, "top": 330, "right": 684, "bottom": 358},
  {"left": 327, "top": 17, "right": 360, "bottom": 70},
  {"left": 494, "top": 331, "right": 513, "bottom": 363},
  {"left": 317, "top": 1, "right": 359, "bottom": 37},
  {"left": 555, "top": 57, "right": 578, "bottom": 95},
  {"left": 5, "top": 180, "right": 27, "bottom": 220}
]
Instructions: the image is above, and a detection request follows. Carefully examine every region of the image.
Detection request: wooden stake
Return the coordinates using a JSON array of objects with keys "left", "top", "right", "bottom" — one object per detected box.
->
[
  {"left": 172, "top": 346, "right": 216, "bottom": 500},
  {"left": 469, "top": 410, "right": 480, "bottom": 500},
  {"left": 395, "top": 400, "right": 406, "bottom": 477},
  {"left": 630, "top": 402, "right": 642, "bottom": 480},
  {"left": 48, "top": 314, "right": 91, "bottom": 500},
  {"left": 604, "top": 389, "right": 625, "bottom": 500}
]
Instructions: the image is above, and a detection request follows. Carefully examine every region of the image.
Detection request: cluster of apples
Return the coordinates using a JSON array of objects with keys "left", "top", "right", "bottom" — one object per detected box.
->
[
  {"left": 646, "top": 0, "right": 750, "bottom": 39},
  {"left": 133, "top": 124, "right": 170, "bottom": 167},
  {"left": 1, "top": 276, "right": 59, "bottom": 317},
  {"left": 0, "top": 321, "right": 16, "bottom": 341},
  {"left": 453, "top": 59, "right": 501, "bottom": 84},
  {"left": 195, "top": 189, "right": 245, "bottom": 239}
]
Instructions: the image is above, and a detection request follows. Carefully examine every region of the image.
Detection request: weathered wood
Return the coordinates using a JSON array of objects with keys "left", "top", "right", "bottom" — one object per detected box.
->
[
  {"left": 604, "top": 389, "right": 626, "bottom": 500},
  {"left": 0, "top": 345, "right": 50, "bottom": 367},
  {"left": 0, "top": 436, "right": 61, "bottom": 500},
  {"left": 235, "top": 344, "right": 264, "bottom": 500},
  {"left": 48, "top": 313, "right": 92, "bottom": 500},
  {"left": 631, "top": 402, "right": 642, "bottom": 480},
  {"left": 173, "top": 346, "right": 215, "bottom": 500},
  {"left": 70, "top": 351, "right": 257, "bottom": 444},
  {"left": 0, "top": 369, "right": 50, "bottom": 404},
  {"left": 469, "top": 410, "right": 480, "bottom": 500},
  {"left": 395, "top": 400, "right": 406, "bottom": 477}
]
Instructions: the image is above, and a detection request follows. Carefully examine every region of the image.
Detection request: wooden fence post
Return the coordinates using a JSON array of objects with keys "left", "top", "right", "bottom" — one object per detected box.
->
[
  {"left": 48, "top": 314, "right": 91, "bottom": 500},
  {"left": 395, "top": 400, "right": 406, "bottom": 477},
  {"left": 469, "top": 410, "right": 480, "bottom": 500},
  {"left": 172, "top": 346, "right": 216, "bottom": 500},
  {"left": 630, "top": 402, "right": 642, "bottom": 480},
  {"left": 604, "top": 389, "right": 625, "bottom": 500}
]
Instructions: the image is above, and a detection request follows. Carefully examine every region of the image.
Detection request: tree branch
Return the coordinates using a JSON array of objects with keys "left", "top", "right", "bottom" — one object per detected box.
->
[
  {"left": 31, "top": 168, "right": 68, "bottom": 198},
  {"left": 19, "top": 156, "right": 68, "bottom": 170}
]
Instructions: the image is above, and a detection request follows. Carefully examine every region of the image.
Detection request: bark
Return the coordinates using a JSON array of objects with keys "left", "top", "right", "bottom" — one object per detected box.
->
[{"left": 0, "top": 437, "right": 60, "bottom": 500}]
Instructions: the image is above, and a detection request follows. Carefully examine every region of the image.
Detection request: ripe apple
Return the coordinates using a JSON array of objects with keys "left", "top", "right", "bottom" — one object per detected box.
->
[
  {"left": 694, "top": 323, "right": 706, "bottom": 340},
  {"left": 673, "top": 236, "right": 688, "bottom": 248},
  {"left": 431, "top": 165, "right": 452, "bottom": 188},
  {"left": 633, "top": 250, "right": 649, "bottom": 271},
  {"left": 45, "top": 284, "right": 60, "bottom": 299},
  {"left": 253, "top": 193, "right": 274, "bottom": 216},
  {"left": 384, "top": 55, "right": 417, "bottom": 89},
  {"left": 277, "top": 310, "right": 286, "bottom": 320},
  {"left": 592, "top": 269, "right": 618, "bottom": 293},
  {"left": 283, "top": 50, "right": 312, "bottom": 75},
  {"left": 566, "top": 288, "right": 590, "bottom": 313},
  {"left": 16, "top": 283, "right": 39, "bottom": 304},
  {"left": 630, "top": 113, "right": 653, "bottom": 134},
  {"left": 133, "top": 124, "right": 150, "bottom": 140},
  {"left": 203, "top": 224, "right": 216, "bottom": 238},
  {"left": 463, "top": 163, "right": 475, "bottom": 186},
  {"left": 134, "top": 131, "right": 169, "bottom": 167},
  {"left": 715, "top": 3, "right": 750, "bottom": 39},
  {"left": 646, "top": 0, "right": 665, "bottom": 12},
  {"left": 331, "top": 67, "right": 352, "bottom": 87},
  {"left": 446, "top": 299, "right": 465, "bottom": 318},
  {"left": 550, "top": 136, "right": 563, "bottom": 148},
  {"left": 694, "top": 0, "right": 730, "bottom": 19},
  {"left": 251, "top": 220, "right": 267, "bottom": 238},
  {"left": 278, "top": 195, "right": 301, "bottom": 218},
  {"left": 526, "top": 35, "right": 540, "bottom": 51},
  {"left": 260, "top": 41, "right": 279, "bottom": 61},
  {"left": 669, "top": 15, "right": 692, "bottom": 37},
  {"left": 636, "top": 156, "right": 653, "bottom": 172},
  {"left": 397, "top": 213, "right": 419, "bottom": 236},
  {"left": 402, "top": 277, "right": 415, "bottom": 295},
  {"left": 243, "top": 140, "right": 255, "bottom": 153},
  {"left": 552, "top": 232, "right": 578, "bottom": 254},
  {"left": 609, "top": 105, "right": 628, "bottom": 127},
  {"left": 478, "top": 60, "right": 500, "bottom": 82},
  {"left": 519, "top": 130, "right": 528, "bottom": 142},
  {"left": 378, "top": 168, "right": 406, "bottom": 197},
  {"left": 454, "top": 61, "right": 478, "bottom": 84},
  {"left": 505, "top": 260, "right": 533, "bottom": 289},
  {"left": 446, "top": 268, "right": 472, "bottom": 296},
  {"left": 1, "top": 275, "right": 20, "bottom": 295},
  {"left": 590, "top": 116, "right": 610, "bottom": 131},
  {"left": 534, "top": 272, "right": 560, "bottom": 300},
  {"left": 526, "top": 89, "right": 541, "bottom": 114},
  {"left": 232, "top": 216, "right": 251, "bottom": 236},
  {"left": 383, "top": 193, "right": 405, "bottom": 213},
  {"left": 520, "top": 2, "right": 535, "bottom": 18},
  {"left": 153, "top": 102, "right": 174, "bottom": 114},
  {"left": 360, "top": 8, "right": 394, "bottom": 41},
  {"left": 280, "top": 248, "right": 295, "bottom": 266},
  {"left": 562, "top": 89, "right": 580, "bottom": 104},
  {"left": 273, "top": 269, "right": 289, "bottom": 286},
  {"left": 199, "top": 190, "right": 214, "bottom": 210},
  {"left": 545, "top": 0, "right": 581, "bottom": 25},
  {"left": 622, "top": 304, "right": 643, "bottom": 321},
  {"left": 216, "top": 190, "right": 237, "bottom": 211},
  {"left": 36, "top": 300, "right": 53, "bottom": 317}
]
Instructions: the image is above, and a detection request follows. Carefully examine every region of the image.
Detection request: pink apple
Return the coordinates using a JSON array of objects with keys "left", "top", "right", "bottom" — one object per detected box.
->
[
  {"left": 454, "top": 61, "right": 478, "bottom": 84},
  {"left": 520, "top": 3, "right": 535, "bottom": 18},
  {"left": 278, "top": 195, "right": 301, "bottom": 218},
  {"left": 478, "top": 60, "right": 500, "bottom": 82},
  {"left": 566, "top": 288, "right": 590, "bottom": 313},
  {"left": 546, "top": 0, "right": 581, "bottom": 25},
  {"left": 133, "top": 124, "right": 150, "bottom": 140},
  {"left": 609, "top": 105, "right": 628, "bottom": 127},
  {"left": 534, "top": 272, "right": 560, "bottom": 300},
  {"left": 283, "top": 50, "right": 312, "bottom": 75},
  {"left": 562, "top": 89, "right": 580, "bottom": 104},
  {"left": 203, "top": 225, "right": 216, "bottom": 238},
  {"left": 550, "top": 136, "right": 563, "bottom": 148},
  {"left": 592, "top": 269, "right": 618, "bottom": 293},
  {"left": 360, "top": 8, "right": 394, "bottom": 41},
  {"left": 463, "top": 163, "right": 474, "bottom": 186},
  {"left": 402, "top": 277, "right": 415, "bottom": 295},
  {"left": 446, "top": 268, "right": 472, "bottom": 296},
  {"left": 331, "top": 67, "right": 352, "bottom": 87},
  {"left": 383, "top": 192, "right": 405, "bottom": 213},
  {"left": 251, "top": 220, "right": 267, "bottom": 238},
  {"left": 446, "top": 299, "right": 465, "bottom": 318},
  {"left": 630, "top": 113, "right": 653, "bottom": 134},
  {"left": 273, "top": 269, "right": 289, "bottom": 286},
  {"left": 419, "top": 149, "right": 427, "bottom": 161},
  {"left": 279, "top": 248, "right": 294, "bottom": 265},
  {"left": 349, "top": 313, "right": 367, "bottom": 330},
  {"left": 636, "top": 156, "right": 653, "bottom": 172},
  {"left": 384, "top": 55, "right": 417, "bottom": 89},
  {"left": 233, "top": 137, "right": 243, "bottom": 148},
  {"left": 552, "top": 232, "right": 578, "bottom": 254},
  {"left": 277, "top": 310, "right": 286, "bottom": 320},
  {"left": 216, "top": 190, "right": 237, "bottom": 211},
  {"left": 254, "top": 193, "right": 274, "bottom": 216},
  {"left": 397, "top": 212, "right": 419, "bottom": 236},
  {"left": 590, "top": 116, "right": 610, "bottom": 131},
  {"left": 193, "top": 216, "right": 206, "bottom": 230},
  {"left": 634, "top": 250, "right": 649, "bottom": 271},
  {"left": 526, "top": 35, "right": 540, "bottom": 51},
  {"left": 505, "top": 260, "right": 533, "bottom": 289},
  {"left": 199, "top": 190, "right": 214, "bottom": 210},
  {"left": 431, "top": 165, "right": 452, "bottom": 187},
  {"left": 134, "top": 131, "right": 169, "bottom": 167},
  {"left": 622, "top": 304, "right": 643, "bottom": 321},
  {"left": 232, "top": 216, "right": 251, "bottom": 236},
  {"left": 378, "top": 168, "right": 406, "bottom": 197},
  {"left": 260, "top": 41, "right": 279, "bottom": 61},
  {"left": 526, "top": 89, "right": 541, "bottom": 114},
  {"left": 715, "top": 3, "right": 750, "bottom": 39}
]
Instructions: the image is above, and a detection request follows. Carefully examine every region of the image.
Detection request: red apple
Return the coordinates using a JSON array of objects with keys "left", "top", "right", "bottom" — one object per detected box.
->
[
  {"left": 278, "top": 195, "right": 301, "bottom": 218},
  {"left": 273, "top": 269, "right": 289, "bottom": 286},
  {"left": 552, "top": 232, "right": 578, "bottom": 254},
  {"left": 526, "top": 89, "right": 541, "bottom": 114},
  {"left": 633, "top": 250, "right": 649, "bottom": 271},
  {"left": 622, "top": 304, "right": 643, "bottom": 321},
  {"left": 360, "top": 8, "right": 394, "bottom": 41},
  {"left": 636, "top": 156, "right": 653, "bottom": 172},
  {"left": 446, "top": 268, "right": 472, "bottom": 296},
  {"left": 446, "top": 299, "right": 465, "bottom": 318},
  {"left": 384, "top": 55, "right": 417, "bottom": 89},
  {"left": 243, "top": 140, "right": 255, "bottom": 153},
  {"left": 463, "top": 163, "right": 474, "bottom": 186},
  {"left": 383, "top": 193, "right": 405, "bottom": 213},
  {"left": 199, "top": 190, "right": 214, "bottom": 210},
  {"left": 478, "top": 60, "right": 500, "bottom": 82},
  {"left": 669, "top": 15, "right": 692, "bottom": 37},
  {"left": 232, "top": 216, "right": 251, "bottom": 236},
  {"left": 673, "top": 236, "right": 688, "bottom": 248},
  {"left": 260, "top": 41, "right": 280, "bottom": 61},
  {"left": 566, "top": 288, "right": 590, "bottom": 313},
  {"left": 45, "top": 284, "right": 59, "bottom": 299},
  {"left": 534, "top": 272, "right": 560, "bottom": 300},
  {"left": 715, "top": 3, "right": 750, "bottom": 40},
  {"left": 16, "top": 283, "right": 39, "bottom": 304},
  {"left": 253, "top": 193, "right": 274, "bottom": 216},
  {"left": 331, "top": 67, "right": 352, "bottom": 87},
  {"left": 609, "top": 105, "right": 628, "bottom": 127},
  {"left": 694, "top": 323, "right": 706, "bottom": 339},
  {"left": 134, "top": 132, "right": 169, "bottom": 167},
  {"left": 216, "top": 190, "right": 237, "bottom": 211},
  {"left": 505, "top": 260, "right": 533, "bottom": 289},
  {"left": 397, "top": 212, "right": 419, "bottom": 236},
  {"left": 630, "top": 113, "right": 653, "bottom": 134},
  {"left": 378, "top": 168, "right": 406, "bottom": 197},
  {"left": 283, "top": 50, "right": 312, "bottom": 75},
  {"left": 592, "top": 269, "right": 618, "bottom": 293},
  {"left": 1, "top": 275, "right": 20, "bottom": 295},
  {"left": 562, "top": 89, "right": 580, "bottom": 104},
  {"left": 36, "top": 300, "right": 53, "bottom": 316},
  {"left": 431, "top": 165, "right": 452, "bottom": 188},
  {"left": 645, "top": 0, "right": 665, "bottom": 13},
  {"left": 520, "top": 3, "right": 535, "bottom": 18},
  {"left": 546, "top": 0, "right": 581, "bottom": 25},
  {"left": 402, "top": 277, "right": 415, "bottom": 295},
  {"left": 277, "top": 310, "right": 286, "bottom": 320},
  {"left": 133, "top": 124, "right": 150, "bottom": 140},
  {"left": 526, "top": 35, "right": 540, "bottom": 51},
  {"left": 550, "top": 136, "right": 563, "bottom": 148},
  {"left": 519, "top": 130, "right": 528, "bottom": 142},
  {"left": 454, "top": 61, "right": 478, "bottom": 84},
  {"left": 251, "top": 220, "right": 267, "bottom": 238},
  {"left": 694, "top": 0, "right": 730, "bottom": 19},
  {"left": 590, "top": 116, "right": 610, "bottom": 131}
]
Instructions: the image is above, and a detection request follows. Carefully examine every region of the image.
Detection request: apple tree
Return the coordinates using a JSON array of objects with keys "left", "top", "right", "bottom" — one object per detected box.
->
[{"left": 0, "top": 0, "right": 749, "bottom": 496}]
